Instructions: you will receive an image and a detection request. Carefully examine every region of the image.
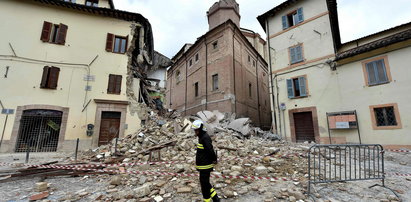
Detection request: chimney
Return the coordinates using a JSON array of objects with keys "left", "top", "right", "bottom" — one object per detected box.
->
[{"left": 207, "top": 0, "right": 240, "bottom": 30}]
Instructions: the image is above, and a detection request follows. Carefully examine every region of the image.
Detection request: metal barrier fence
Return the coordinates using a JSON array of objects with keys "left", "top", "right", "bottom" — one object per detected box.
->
[{"left": 307, "top": 144, "right": 398, "bottom": 198}]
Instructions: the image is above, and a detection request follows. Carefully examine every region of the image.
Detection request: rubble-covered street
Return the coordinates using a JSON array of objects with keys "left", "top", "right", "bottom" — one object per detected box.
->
[
  {"left": 1, "top": 0, "right": 411, "bottom": 202},
  {"left": 0, "top": 110, "right": 410, "bottom": 202}
]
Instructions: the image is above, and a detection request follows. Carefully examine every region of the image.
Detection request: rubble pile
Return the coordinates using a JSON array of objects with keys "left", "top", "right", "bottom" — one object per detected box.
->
[{"left": 76, "top": 108, "right": 310, "bottom": 201}]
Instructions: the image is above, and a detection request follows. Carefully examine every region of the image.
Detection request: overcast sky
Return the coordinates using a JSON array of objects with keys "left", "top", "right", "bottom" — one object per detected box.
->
[{"left": 115, "top": 0, "right": 411, "bottom": 58}]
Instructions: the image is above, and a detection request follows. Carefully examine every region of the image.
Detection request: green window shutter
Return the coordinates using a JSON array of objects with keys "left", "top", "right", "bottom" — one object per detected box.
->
[
  {"left": 282, "top": 16, "right": 288, "bottom": 30},
  {"left": 298, "top": 76, "right": 307, "bottom": 96},
  {"left": 297, "top": 8, "right": 304, "bottom": 23},
  {"left": 290, "top": 47, "right": 296, "bottom": 64},
  {"left": 287, "top": 79, "right": 294, "bottom": 98},
  {"left": 296, "top": 45, "right": 303, "bottom": 62}
]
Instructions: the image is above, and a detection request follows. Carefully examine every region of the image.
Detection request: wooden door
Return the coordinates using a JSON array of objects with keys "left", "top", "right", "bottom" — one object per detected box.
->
[
  {"left": 98, "top": 112, "right": 121, "bottom": 146},
  {"left": 293, "top": 112, "right": 315, "bottom": 142}
]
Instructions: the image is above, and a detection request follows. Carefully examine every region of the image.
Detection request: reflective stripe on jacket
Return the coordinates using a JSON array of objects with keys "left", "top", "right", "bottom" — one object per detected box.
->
[{"left": 196, "top": 132, "right": 217, "bottom": 170}]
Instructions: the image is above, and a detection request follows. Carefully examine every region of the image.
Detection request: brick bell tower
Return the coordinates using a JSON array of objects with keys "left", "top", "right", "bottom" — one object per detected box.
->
[{"left": 207, "top": 0, "right": 241, "bottom": 30}]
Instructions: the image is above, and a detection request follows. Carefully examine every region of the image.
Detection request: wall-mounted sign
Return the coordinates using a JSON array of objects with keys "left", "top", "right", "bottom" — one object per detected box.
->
[
  {"left": 1, "top": 109, "right": 14, "bottom": 115},
  {"left": 327, "top": 111, "right": 358, "bottom": 130},
  {"left": 280, "top": 103, "right": 286, "bottom": 111},
  {"left": 336, "top": 122, "right": 350, "bottom": 129}
]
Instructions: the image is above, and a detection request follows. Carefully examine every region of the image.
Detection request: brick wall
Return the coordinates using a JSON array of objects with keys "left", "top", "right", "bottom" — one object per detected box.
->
[{"left": 166, "top": 22, "right": 271, "bottom": 128}]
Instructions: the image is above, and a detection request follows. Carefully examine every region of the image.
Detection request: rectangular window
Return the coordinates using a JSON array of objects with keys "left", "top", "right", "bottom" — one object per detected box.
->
[
  {"left": 287, "top": 76, "right": 307, "bottom": 98},
  {"left": 253, "top": 60, "right": 256, "bottom": 67},
  {"left": 212, "top": 74, "right": 219, "bottom": 91},
  {"left": 107, "top": 74, "right": 122, "bottom": 94},
  {"left": 175, "top": 70, "right": 181, "bottom": 83},
  {"left": 363, "top": 58, "right": 390, "bottom": 86},
  {"left": 248, "top": 55, "right": 251, "bottom": 63},
  {"left": 374, "top": 107, "right": 397, "bottom": 126},
  {"left": 40, "top": 21, "right": 68, "bottom": 45},
  {"left": 194, "top": 82, "right": 199, "bottom": 97},
  {"left": 64, "top": 0, "right": 76, "bottom": 2},
  {"left": 289, "top": 45, "right": 303, "bottom": 64},
  {"left": 106, "top": 33, "right": 128, "bottom": 54},
  {"left": 370, "top": 104, "right": 402, "bottom": 130},
  {"left": 189, "top": 59, "right": 193, "bottom": 66},
  {"left": 282, "top": 7, "right": 304, "bottom": 30},
  {"left": 40, "top": 66, "right": 60, "bottom": 89},
  {"left": 212, "top": 41, "right": 218, "bottom": 49},
  {"left": 85, "top": 0, "right": 98, "bottom": 6},
  {"left": 195, "top": 53, "right": 199, "bottom": 62},
  {"left": 248, "top": 83, "right": 252, "bottom": 97}
]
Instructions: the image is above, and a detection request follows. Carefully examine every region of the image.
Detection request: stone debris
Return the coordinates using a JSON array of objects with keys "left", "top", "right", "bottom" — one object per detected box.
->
[
  {"left": 176, "top": 187, "right": 192, "bottom": 193},
  {"left": 35, "top": 182, "right": 48, "bottom": 192},
  {"left": 134, "top": 184, "right": 151, "bottom": 198},
  {"left": 227, "top": 118, "right": 252, "bottom": 136},
  {"left": 110, "top": 176, "right": 122, "bottom": 186},
  {"left": 29, "top": 191, "right": 49, "bottom": 201},
  {"left": 71, "top": 107, "right": 311, "bottom": 201}
]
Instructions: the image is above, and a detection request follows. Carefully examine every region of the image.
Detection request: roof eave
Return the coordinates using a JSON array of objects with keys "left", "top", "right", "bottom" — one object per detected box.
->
[
  {"left": 336, "top": 29, "right": 411, "bottom": 60},
  {"left": 170, "top": 20, "right": 268, "bottom": 72}
]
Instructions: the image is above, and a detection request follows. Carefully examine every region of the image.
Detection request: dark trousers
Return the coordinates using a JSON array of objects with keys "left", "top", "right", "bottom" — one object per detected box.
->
[{"left": 199, "top": 170, "right": 219, "bottom": 201}]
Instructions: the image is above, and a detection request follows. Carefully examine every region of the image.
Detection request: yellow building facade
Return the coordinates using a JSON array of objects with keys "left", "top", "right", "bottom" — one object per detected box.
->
[
  {"left": 258, "top": 0, "right": 411, "bottom": 149},
  {"left": 0, "top": 0, "right": 154, "bottom": 152}
]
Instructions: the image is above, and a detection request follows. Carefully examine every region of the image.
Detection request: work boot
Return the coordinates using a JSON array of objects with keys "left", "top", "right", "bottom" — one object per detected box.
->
[{"left": 212, "top": 195, "right": 220, "bottom": 202}]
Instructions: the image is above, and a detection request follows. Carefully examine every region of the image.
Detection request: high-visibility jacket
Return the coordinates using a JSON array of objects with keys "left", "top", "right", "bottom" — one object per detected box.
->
[{"left": 196, "top": 132, "right": 217, "bottom": 170}]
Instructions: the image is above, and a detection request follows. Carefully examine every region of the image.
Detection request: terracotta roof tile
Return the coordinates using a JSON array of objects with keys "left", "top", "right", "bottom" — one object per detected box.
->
[{"left": 336, "top": 29, "right": 411, "bottom": 60}]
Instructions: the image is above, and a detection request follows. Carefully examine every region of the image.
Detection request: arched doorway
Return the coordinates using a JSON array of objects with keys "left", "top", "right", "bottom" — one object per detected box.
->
[{"left": 15, "top": 109, "right": 63, "bottom": 152}]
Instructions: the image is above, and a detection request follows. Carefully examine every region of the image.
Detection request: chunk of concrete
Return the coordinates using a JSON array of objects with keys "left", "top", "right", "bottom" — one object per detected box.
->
[
  {"left": 35, "top": 182, "right": 48, "bottom": 192},
  {"left": 134, "top": 184, "right": 151, "bottom": 198},
  {"left": 255, "top": 166, "right": 268, "bottom": 175},
  {"left": 176, "top": 187, "right": 192, "bottom": 193},
  {"left": 231, "top": 166, "right": 243, "bottom": 172},
  {"left": 227, "top": 118, "right": 252, "bottom": 136},
  {"left": 110, "top": 176, "right": 122, "bottom": 185},
  {"left": 154, "top": 195, "right": 164, "bottom": 202}
]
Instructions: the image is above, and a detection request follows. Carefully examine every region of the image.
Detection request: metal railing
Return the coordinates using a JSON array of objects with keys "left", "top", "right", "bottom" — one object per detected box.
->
[
  {"left": 307, "top": 144, "right": 398, "bottom": 198},
  {"left": 15, "top": 110, "right": 62, "bottom": 153}
]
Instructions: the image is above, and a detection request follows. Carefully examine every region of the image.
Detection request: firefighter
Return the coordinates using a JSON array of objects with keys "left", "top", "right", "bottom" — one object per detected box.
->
[{"left": 192, "top": 120, "right": 220, "bottom": 202}]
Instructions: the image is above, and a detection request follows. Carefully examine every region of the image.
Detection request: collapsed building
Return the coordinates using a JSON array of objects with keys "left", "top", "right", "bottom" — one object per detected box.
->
[
  {"left": 0, "top": 0, "right": 171, "bottom": 153},
  {"left": 166, "top": 0, "right": 272, "bottom": 130}
]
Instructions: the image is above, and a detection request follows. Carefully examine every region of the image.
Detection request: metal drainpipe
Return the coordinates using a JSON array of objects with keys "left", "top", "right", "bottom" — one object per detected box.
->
[
  {"left": 275, "top": 75, "right": 283, "bottom": 137},
  {"left": 232, "top": 33, "right": 237, "bottom": 114},
  {"left": 266, "top": 19, "right": 278, "bottom": 133}
]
